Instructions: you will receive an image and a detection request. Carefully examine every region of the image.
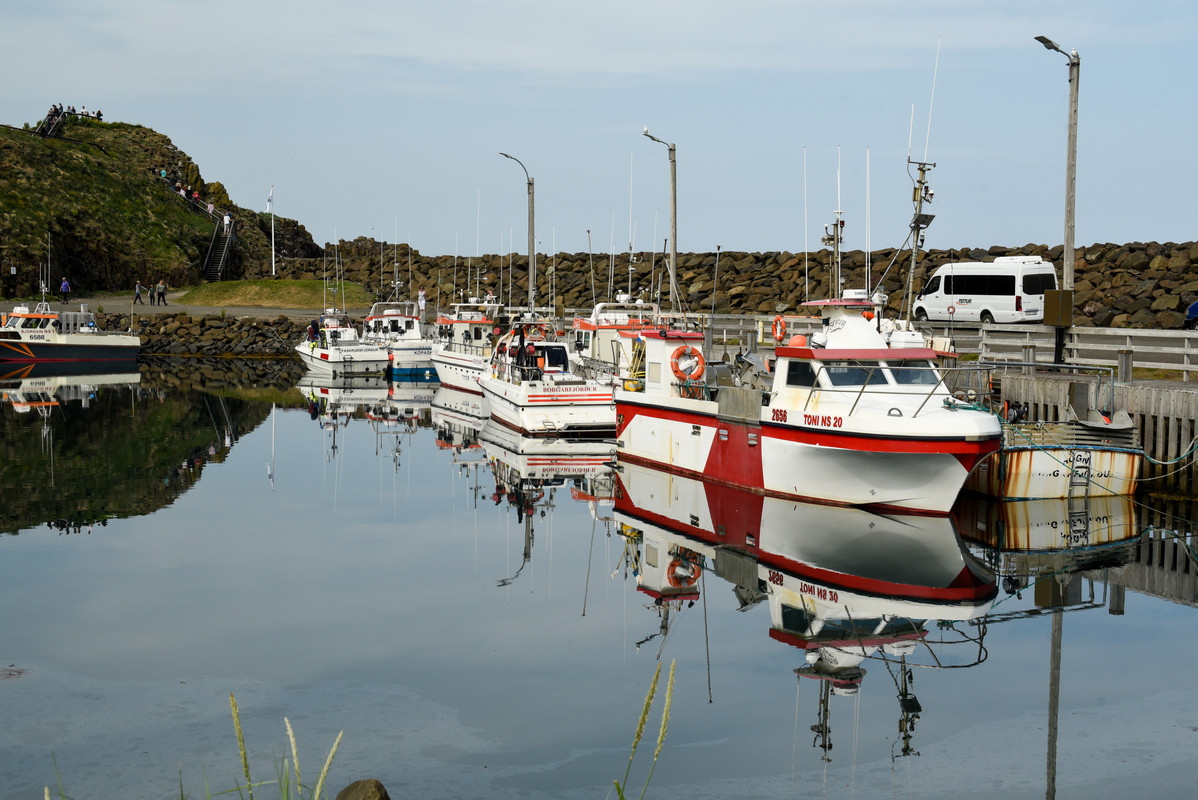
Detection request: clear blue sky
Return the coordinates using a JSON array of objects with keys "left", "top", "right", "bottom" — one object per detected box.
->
[{"left": 3, "top": 1, "right": 1195, "bottom": 258}]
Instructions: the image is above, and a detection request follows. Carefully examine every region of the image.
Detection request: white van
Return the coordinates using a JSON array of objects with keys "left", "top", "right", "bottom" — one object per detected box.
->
[{"left": 913, "top": 256, "right": 1058, "bottom": 324}]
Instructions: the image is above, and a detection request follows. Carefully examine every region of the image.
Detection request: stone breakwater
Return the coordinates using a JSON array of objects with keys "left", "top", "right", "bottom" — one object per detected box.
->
[
  {"left": 248, "top": 239, "right": 1198, "bottom": 329},
  {"left": 99, "top": 312, "right": 308, "bottom": 357}
]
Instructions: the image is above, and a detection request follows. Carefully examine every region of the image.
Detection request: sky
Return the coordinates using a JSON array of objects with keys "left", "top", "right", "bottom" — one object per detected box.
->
[{"left": 3, "top": 1, "right": 1196, "bottom": 259}]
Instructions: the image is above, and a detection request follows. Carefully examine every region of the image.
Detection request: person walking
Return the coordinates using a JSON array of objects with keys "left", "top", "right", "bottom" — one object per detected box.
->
[
  {"left": 156, "top": 279, "right": 167, "bottom": 306},
  {"left": 134, "top": 280, "right": 146, "bottom": 304},
  {"left": 222, "top": 212, "right": 231, "bottom": 235},
  {"left": 59, "top": 277, "right": 71, "bottom": 304}
]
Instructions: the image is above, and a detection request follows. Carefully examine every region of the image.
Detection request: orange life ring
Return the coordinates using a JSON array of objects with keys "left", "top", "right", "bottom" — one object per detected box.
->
[
  {"left": 666, "top": 557, "right": 701, "bottom": 588},
  {"left": 947, "top": 304, "right": 956, "bottom": 315},
  {"left": 772, "top": 315, "right": 786, "bottom": 342},
  {"left": 670, "top": 344, "right": 706, "bottom": 382}
]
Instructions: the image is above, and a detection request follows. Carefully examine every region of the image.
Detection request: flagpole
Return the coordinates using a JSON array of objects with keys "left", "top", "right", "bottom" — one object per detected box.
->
[{"left": 268, "top": 185, "right": 276, "bottom": 276}]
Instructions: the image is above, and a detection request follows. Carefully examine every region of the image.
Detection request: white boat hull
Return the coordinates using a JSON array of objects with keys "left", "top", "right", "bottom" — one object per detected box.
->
[
  {"left": 481, "top": 376, "right": 615, "bottom": 437},
  {"left": 616, "top": 393, "right": 998, "bottom": 516}
]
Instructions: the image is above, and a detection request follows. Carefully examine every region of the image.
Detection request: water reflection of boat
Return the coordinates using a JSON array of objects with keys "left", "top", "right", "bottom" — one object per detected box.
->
[
  {"left": 431, "top": 385, "right": 488, "bottom": 452},
  {"left": 480, "top": 424, "right": 615, "bottom": 586},
  {"left": 953, "top": 494, "right": 1139, "bottom": 553},
  {"left": 1, "top": 369, "right": 141, "bottom": 417},
  {"left": 614, "top": 461, "right": 997, "bottom": 758}
]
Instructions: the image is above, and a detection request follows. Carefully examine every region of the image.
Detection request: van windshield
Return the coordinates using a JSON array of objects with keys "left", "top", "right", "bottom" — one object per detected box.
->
[{"left": 920, "top": 275, "right": 941, "bottom": 295}]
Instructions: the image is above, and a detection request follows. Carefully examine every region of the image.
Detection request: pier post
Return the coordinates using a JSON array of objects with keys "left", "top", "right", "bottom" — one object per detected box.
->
[
  {"left": 1022, "top": 344, "right": 1036, "bottom": 375},
  {"left": 1117, "top": 349, "right": 1133, "bottom": 383}
]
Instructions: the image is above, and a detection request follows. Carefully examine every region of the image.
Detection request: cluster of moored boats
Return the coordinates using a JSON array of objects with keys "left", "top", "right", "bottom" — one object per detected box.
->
[{"left": 293, "top": 286, "right": 1144, "bottom": 517}]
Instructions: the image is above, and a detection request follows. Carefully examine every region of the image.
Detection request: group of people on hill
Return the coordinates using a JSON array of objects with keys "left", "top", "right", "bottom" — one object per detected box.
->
[
  {"left": 133, "top": 279, "right": 169, "bottom": 306},
  {"left": 41, "top": 103, "right": 102, "bottom": 125},
  {"left": 156, "top": 168, "right": 231, "bottom": 233}
]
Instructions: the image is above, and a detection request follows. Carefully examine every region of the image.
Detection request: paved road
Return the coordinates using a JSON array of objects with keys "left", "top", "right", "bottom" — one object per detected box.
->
[{"left": 49, "top": 294, "right": 372, "bottom": 320}]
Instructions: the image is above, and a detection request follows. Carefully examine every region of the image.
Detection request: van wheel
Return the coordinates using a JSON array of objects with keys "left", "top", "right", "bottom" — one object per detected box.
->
[
  {"left": 915, "top": 308, "right": 929, "bottom": 322},
  {"left": 980, "top": 311, "right": 995, "bottom": 325}
]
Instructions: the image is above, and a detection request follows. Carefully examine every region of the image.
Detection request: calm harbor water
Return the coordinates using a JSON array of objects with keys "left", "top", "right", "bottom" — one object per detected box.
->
[{"left": 3, "top": 363, "right": 1198, "bottom": 799}]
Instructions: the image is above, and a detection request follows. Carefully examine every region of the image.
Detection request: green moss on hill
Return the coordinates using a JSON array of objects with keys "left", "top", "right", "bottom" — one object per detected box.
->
[{"left": 0, "top": 117, "right": 320, "bottom": 298}]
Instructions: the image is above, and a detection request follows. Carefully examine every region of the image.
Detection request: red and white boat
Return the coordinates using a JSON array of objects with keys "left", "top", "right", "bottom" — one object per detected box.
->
[
  {"left": 478, "top": 325, "right": 616, "bottom": 438},
  {"left": 614, "top": 289, "right": 1002, "bottom": 515}
]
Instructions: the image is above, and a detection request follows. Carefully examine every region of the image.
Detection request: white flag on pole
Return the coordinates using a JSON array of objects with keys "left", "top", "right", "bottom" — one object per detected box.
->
[{"left": 265, "top": 186, "right": 273, "bottom": 214}]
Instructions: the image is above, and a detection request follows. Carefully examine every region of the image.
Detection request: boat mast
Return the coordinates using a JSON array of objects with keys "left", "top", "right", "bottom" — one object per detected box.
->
[{"left": 903, "top": 159, "right": 936, "bottom": 322}]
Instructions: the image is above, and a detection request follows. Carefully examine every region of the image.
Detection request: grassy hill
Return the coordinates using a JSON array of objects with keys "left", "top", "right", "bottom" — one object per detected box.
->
[{"left": 0, "top": 117, "right": 320, "bottom": 299}]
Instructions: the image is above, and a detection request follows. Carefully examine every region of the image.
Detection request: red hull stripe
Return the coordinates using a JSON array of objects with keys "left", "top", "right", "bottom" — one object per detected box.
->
[
  {"left": 617, "top": 398, "right": 998, "bottom": 457},
  {"left": 615, "top": 501, "right": 995, "bottom": 603}
]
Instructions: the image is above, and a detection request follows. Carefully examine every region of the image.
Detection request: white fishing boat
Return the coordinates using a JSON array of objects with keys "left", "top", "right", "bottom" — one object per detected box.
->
[
  {"left": 0, "top": 301, "right": 139, "bottom": 365},
  {"left": 360, "top": 300, "right": 436, "bottom": 380},
  {"left": 614, "top": 290, "right": 1002, "bottom": 516},
  {"left": 479, "top": 324, "right": 616, "bottom": 438},
  {"left": 568, "top": 299, "right": 661, "bottom": 384},
  {"left": 295, "top": 309, "right": 389, "bottom": 377},
  {"left": 429, "top": 300, "right": 504, "bottom": 394}
]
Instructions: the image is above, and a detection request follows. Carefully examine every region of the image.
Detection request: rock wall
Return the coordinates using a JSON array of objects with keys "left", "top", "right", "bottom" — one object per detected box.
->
[
  {"left": 244, "top": 238, "right": 1198, "bottom": 328},
  {"left": 99, "top": 312, "right": 308, "bottom": 357}
]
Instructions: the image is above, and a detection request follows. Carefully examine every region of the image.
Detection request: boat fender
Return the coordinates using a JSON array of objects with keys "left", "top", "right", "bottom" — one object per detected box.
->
[
  {"left": 670, "top": 345, "right": 705, "bottom": 382},
  {"left": 772, "top": 315, "right": 786, "bottom": 342},
  {"left": 666, "top": 557, "right": 701, "bottom": 588},
  {"left": 787, "top": 334, "right": 807, "bottom": 347}
]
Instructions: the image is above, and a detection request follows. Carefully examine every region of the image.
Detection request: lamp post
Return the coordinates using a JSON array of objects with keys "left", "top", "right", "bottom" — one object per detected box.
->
[
  {"left": 1036, "top": 35, "right": 1080, "bottom": 365},
  {"left": 1035, "top": 35, "right": 1080, "bottom": 292},
  {"left": 500, "top": 152, "right": 535, "bottom": 312},
  {"left": 643, "top": 127, "right": 679, "bottom": 314}
]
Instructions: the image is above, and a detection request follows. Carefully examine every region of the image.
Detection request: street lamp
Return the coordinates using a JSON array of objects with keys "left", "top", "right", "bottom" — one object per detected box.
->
[
  {"left": 643, "top": 127, "right": 679, "bottom": 314},
  {"left": 1035, "top": 35, "right": 1080, "bottom": 293},
  {"left": 500, "top": 152, "right": 535, "bottom": 312}
]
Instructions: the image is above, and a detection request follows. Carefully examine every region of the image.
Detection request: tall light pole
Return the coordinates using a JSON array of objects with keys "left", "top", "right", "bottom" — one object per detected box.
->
[
  {"left": 643, "top": 127, "right": 679, "bottom": 314},
  {"left": 500, "top": 152, "right": 535, "bottom": 311},
  {"left": 1035, "top": 35, "right": 1080, "bottom": 293}
]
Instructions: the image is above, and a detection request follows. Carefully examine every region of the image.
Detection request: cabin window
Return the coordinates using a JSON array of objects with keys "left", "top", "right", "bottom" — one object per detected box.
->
[
  {"left": 1023, "top": 273, "right": 1057, "bottom": 294},
  {"left": 822, "top": 361, "right": 886, "bottom": 387},
  {"left": 648, "top": 362, "right": 661, "bottom": 384},
  {"left": 780, "top": 604, "right": 814, "bottom": 633},
  {"left": 887, "top": 360, "right": 941, "bottom": 385},
  {"left": 473, "top": 328, "right": 483, "bottom": 340},
  {"left": 644, "top": 544, "right": 658, "bottom": 569},
  {"left": 544, "top": 347, "right": 569, "bottom": 370},
  {"left": 39, "top": 318, "right": 51, "bottom": 328},
  {"left": 786, "top": 360, "right": 817, "bottom": 387}
]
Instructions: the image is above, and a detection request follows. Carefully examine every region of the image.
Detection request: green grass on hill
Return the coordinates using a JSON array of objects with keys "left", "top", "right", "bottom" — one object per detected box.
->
[{"left": 176, "top": 279, "right": 376, "bottom": 309}]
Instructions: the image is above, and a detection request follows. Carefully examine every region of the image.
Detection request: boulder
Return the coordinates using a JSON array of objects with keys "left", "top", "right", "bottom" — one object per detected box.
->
[{"left": 335, "top": 779, "right": 391, "bottom": 800}]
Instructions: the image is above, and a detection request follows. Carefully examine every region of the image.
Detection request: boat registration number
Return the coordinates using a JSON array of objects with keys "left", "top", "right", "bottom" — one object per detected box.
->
[
  {"left": 803, "top": 414, "right": 843, "bottom": 428},
  {"left": 770, "top": 571, "right": 839, "bottom": 603},
  {"left": 27, "top": 333, "right": 46, "bottom": 340}
]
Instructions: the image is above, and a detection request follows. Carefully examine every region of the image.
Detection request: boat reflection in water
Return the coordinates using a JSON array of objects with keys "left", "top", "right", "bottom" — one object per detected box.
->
[
  {"left": 479, "top": 422, "right": 615, "bottom": 587},
  {"left": 613, "top": 460, "right": 998, "bottom": 760},
  {"left": 954, "top": 492, "right": 1141, "bottom": 798}
]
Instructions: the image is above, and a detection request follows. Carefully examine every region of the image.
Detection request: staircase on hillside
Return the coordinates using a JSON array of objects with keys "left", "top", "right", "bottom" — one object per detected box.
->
[{"left": 203, "top": 220, "right": 235, "bottom": 281}]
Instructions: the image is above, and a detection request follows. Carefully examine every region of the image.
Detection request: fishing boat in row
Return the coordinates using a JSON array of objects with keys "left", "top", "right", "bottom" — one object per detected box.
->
[
  {"left": 361, "top": 300, "right": 436, "bottom": 380},
  {"left": 613, "top": 291, "right": 1002, "bottom": 515},
  {"left": 295, "top": 309, "right": 389, "bottom": 377},
  {"left": 430, "top": 300, "right": 504, "bottom": 395},
  {"left": 568, "top": 299, "right": 661, "bottom": 384},
  {"left": 0, "top": 301, "right": 139, "bottom": 364},
  {"left": 479, "top": 325, "right": 616, "bottom": 438}
]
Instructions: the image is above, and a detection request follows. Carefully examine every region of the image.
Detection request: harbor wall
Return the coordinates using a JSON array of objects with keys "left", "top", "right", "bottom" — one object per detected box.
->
[{"left": 238, "top": 239, "right": 1198, "bottom": 330}]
